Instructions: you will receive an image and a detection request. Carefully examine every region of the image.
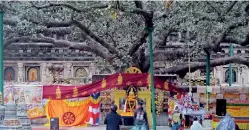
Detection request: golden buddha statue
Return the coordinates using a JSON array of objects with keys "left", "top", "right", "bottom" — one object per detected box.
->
[
  {"left": 125, "top": 87, "right": 137, "bottom": 112},
  {"left": 128, "top": 87, "right": 135, "bottom": 99}
]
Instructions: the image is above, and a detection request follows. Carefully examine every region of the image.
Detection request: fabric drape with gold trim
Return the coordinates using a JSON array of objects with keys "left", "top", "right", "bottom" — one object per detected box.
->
[
  {"left": 45, "top": 98, "right": 100, "bottom": 127},
  {"left": 43, "top": 73, "right": 182, "bottom": 100}
]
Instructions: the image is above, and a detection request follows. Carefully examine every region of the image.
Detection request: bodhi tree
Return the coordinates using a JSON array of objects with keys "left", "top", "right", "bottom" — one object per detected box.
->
[{"left": 1, "top": 1, "right": 249, "bottom": 77}]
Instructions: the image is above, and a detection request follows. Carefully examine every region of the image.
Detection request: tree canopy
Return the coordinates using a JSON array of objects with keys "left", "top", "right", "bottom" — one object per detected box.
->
[{"left": 1, "top": 1, "right": 249, "bottom": 76}]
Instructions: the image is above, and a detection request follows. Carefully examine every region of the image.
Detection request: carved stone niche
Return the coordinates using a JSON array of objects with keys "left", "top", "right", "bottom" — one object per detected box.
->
[
  {"left": 4, "top": 66, "right": 17, "bottom": 81},
  {"left": 25, "top": 64, "right": 41, "bottom": 82},
  {"left": 73, "top": 66, "right": 88, "bottom": 78}
]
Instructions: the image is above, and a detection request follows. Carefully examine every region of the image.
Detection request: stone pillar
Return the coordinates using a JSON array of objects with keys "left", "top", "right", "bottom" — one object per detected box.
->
[
  {"left": 216, "top": 66, "right": 223, "bottom": 85},
  {"left": 40, "top": 63, "right": 47, "bottom": 83},
  {"left": 17, "top": 63, "right": 24, "bottom": 82},
  {"left": 64, "top": 63, "right": 72, "bottom": 79},
  {"left": 89, "top": 63, "right": 96, "bottom": 78},
  {"left": 243, "top": 66, "right": 249, "bottom": 85}
]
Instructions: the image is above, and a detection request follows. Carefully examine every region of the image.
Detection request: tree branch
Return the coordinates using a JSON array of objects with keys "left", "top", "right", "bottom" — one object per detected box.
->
[
  {"left": 158, "top": 55, "right": 249, "bottom": 77},
  {"left": 36, "top": 27, "right": 72, "bottom": 35},
  {"left": 206, "top": 1, "right": 221, "bottom": 17},
  {"left": 119, "top": 6, "right": 151, "bottom": 18},
  {"left": 31, "top": 1, "right": 149, "bottom": 18},
  {"left": 105, "top": 32, "right": 117, "bottom": 47},
  {"left": 223, "top": 1, "right": 237, "bottom": 15},
  {"left": 4, "top": 36, "right": 53, "bottom": 48},
  {"left": 142, "top": 48, "right": 190, "bottom": 73},
  {"left": 134, "top": 1, "right": 143, "bottom": 9},
  {"left": 31, "top": 2, "right": 108, "bottom": 13},
  {"left": 223, "top": 33, "right": 249, "bottom": 46},
  {"left": 44, "top": 21, "right": 73, "bottom": 28},
  {"left": 3, "top": 19, "right": 17, "bottom": 26},
  {"left": 0, "top": 3, "right": 17, "bottom": 12},
  {"left": 155, "top": 28, "right": 174, "bottom": 47},
  {"left": 153, "top": 50, "right": 187, "bottom": 60},
  {"left": 209, "top": 21, "right": 248, "bottom": 52},
  {"left": 71, "top": 19, "right": 119, "bottom": 55},
  {"left": 128, "top": 30, "right": 148, "bottom": 56},
  {"left": 4, "top": 35, "right": 112, "bottom": 60}
]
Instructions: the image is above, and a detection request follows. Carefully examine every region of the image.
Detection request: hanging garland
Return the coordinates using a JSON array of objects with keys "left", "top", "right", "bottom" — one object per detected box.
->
[{"left": 155, "top": 89, "right": 164, "bottom": 116}]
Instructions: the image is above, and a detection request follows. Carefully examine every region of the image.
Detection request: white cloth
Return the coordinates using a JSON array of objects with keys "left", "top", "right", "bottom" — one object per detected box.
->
[{"left": 190, "top": 121, "right": 203, "bottom": 130}]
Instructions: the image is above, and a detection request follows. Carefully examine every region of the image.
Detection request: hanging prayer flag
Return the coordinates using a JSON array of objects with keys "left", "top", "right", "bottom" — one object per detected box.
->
[{"left": 85, "top": 93, "right": 101, "bottom": 125}]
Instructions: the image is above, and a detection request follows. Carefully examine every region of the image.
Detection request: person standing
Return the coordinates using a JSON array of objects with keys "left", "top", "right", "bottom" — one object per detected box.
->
[
  {"left": 216, "top": 113, "right": 235, "bottom": 130},
  {"left": 190, "top": 117, "right": 203, "bottom": 130},
  {"left": 171, "top": 105, "right": 182, "bottom": 130},
  {"left": 104, "top": 105, "right": 122, "bottom": 130},
  {"left": 133, "top": 102, "right": 149, "bottom": 130}
]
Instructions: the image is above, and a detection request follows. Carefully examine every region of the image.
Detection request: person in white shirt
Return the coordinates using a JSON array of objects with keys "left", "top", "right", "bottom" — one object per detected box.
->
[{"left": 190, "top": 117, "right": 203, "bottom": 130}]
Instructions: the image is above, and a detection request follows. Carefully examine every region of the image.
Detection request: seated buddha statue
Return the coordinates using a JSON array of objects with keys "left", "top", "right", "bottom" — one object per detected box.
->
[
  {"left": 124, "top": 87, "right": 137, "bottom": 112},
  {"left": 128, "top": 88, "right": 135, "bottom": 99}
]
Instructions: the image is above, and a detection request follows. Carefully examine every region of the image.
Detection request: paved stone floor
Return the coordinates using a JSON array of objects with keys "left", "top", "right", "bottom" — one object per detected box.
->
[{"left": 31, "top": 125, "right": 175, "bottom": 130}]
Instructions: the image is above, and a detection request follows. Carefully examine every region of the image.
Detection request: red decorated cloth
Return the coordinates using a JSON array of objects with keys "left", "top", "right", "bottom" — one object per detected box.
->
[{"left": 43, "top": 73, "right": 182, "bottom": 99}]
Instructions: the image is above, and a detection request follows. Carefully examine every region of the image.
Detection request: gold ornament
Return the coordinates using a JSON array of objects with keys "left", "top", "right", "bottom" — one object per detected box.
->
[
  {"left": 155, "top": 89, "right": 164, "bottom": 116},
  {"left": 56, "top": 86, "right": 61, "bottom": 99},
  {"left": 147, "top": 74, "right": 151, "bottom": 90},
  {"left": 164, "top": 82, "right": 169, "bottom": 90},
  {"left": 147, "top": 74, "right": 151, "bottom": 85},
  {"left": 117, "top": 73, "right": 123, "bottom": 85},
  {"left": 137, "top": 81, "right": 143, "bottom": 86},
  {"left": 101, "top": 79, "right": 107, "bottom": 88},
  {"left": 126, "top": 81, "right": 132, "bottom": 86},
  {"left": 125, "top": 67, "right": 142, "bottom": 74},
  {"left": 128, "top": 100, "right": 136, "bottom": 111},
  {"left": 72, "top": 87, "right": 78, "bottom": 97}
]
